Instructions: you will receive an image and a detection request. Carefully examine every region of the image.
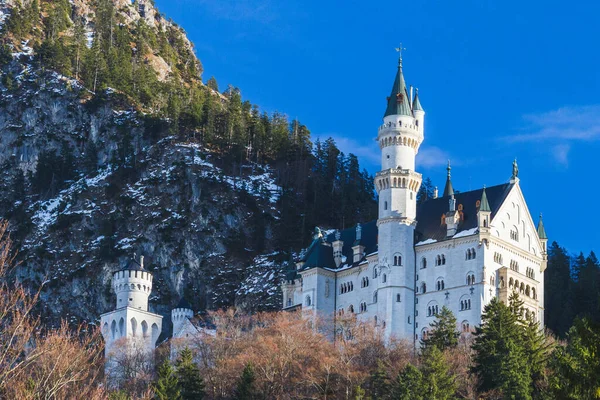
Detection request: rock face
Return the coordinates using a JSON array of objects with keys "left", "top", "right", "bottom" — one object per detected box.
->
[{"left": 0, "top": 0, "right": 285, "bottom": 331}]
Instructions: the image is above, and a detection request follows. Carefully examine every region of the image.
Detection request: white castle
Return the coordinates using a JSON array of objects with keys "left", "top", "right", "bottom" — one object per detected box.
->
[{"left": 281, "top": 54, "right": 548, "bottom": 344}]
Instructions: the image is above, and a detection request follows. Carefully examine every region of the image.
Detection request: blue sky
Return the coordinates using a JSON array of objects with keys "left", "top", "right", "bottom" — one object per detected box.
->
[{"left": 155, "top": 0, "right": 600, "bottom": 255}]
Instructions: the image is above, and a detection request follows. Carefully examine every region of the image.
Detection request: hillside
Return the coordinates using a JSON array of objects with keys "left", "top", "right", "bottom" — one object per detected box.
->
[{"left": 0, "top": 0, "right": 377, "bottom": 328}]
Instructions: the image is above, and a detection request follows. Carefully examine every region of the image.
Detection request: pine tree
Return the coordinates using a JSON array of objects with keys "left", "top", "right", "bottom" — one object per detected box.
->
[
  {"left": 153, "top": 360, "right": 181, "bottom": 400},
  {"left": 233, "top": 363, "right": 258, "bottom": 400},
  {"left": 175, "top": 348, "right": 205, "bottom": 400},
  {"left": 420, "top": 346, "right": 457, "bottom": 400},
  {"left": 206, "top": 76, "right": 218, "bottom": 92},
  {"left": 545, "top": 241, "right": 576, "bottom": 337},
  {"left": 550, "top": 317, "right": 600, "bottom": 399},
  {"left": 471, "top": 297, "right": 532, "bottom": 399},
  {"left": 417, "top": 177, "right": 435, "bottom": 205},
  {"left": 421, "top": 306, "right": 459, "bottom": 351},
  {"left": 392, "top": 364, "right": 424, "bottom": 400},
  {"left": 368, "top": 361, "right": 391, "bottom": 400}
]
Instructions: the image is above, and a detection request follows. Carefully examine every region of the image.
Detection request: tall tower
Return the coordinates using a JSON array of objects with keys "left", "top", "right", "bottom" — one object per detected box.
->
[
  {"left": 100, "top": 256, "right": 163, "bottom": 385},
  {"left": 375, "top": 51, "right": 424, "bottom": 340}
]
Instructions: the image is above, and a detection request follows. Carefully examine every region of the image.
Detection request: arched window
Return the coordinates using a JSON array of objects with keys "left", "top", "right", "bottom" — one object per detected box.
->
[
  {"left": 436, "top": 255, "right": 441, "bottom": 266},
  {"left": 348, "top": 304, "right": 354, "bottom": 313},
  {"left": 466, "top": 249, "right": 471, "bottom": 260},
  {"left": 462, "top": 321, "right": 470, "bottom": 333},
  {"left": 373, "top": 268, "right": 378, "bottom": 279},
  {"left": 396, "top": 293, "right": 401, "bottom": 302},
  {"left": 287, "top": 298, "right": 292, "bottom": 307},
  {"left": 442, "top": 255, "right": 446, "bottom": 265},
  {"left": 382, "top": 274, "right": 387, "bottom": 283},
  {"left": 393, "top": 255, "right": 402, "bottom": 266},
  {"left": 360, "top": 302, "right": 367, "bottom": 312},
  {"left": 471, "top": 248, "right": 476, "bottom": 258},
  {"left": 305, "top": 295, "right": 312, "bottom": 306},
  {"left": 373, "top": 292, "right": 378, "bottom": 303},
  {"left": 421, "top": 258, "right": 427, "bottom": 269},
  {"left": 421, "top": 282, "right": 427, "bottom": 293},
  {"left": 532, "top": 288, "right": 536, "bottom": 299}
]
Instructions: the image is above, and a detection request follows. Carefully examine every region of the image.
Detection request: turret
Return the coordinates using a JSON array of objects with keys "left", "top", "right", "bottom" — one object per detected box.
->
[
  {"left": 172, "top": 298, "right": 194, "bottom": 336},
  {"left": 537, "top": 213, "right": 548, "bottom": 254},
  {"left": 443, "top": 161, "right": 454, "bottom": 197},
  {"left": 352, "top": 224, "right": 365, "bottom": 263},
  {"left": 113, "top": 255, "right": 153, "bottom": 311},
  {"left": 412, "top": 88, "right": 425, "bottom": 133},
  {"left": 445, "top": 194, "right": 460, "bottom": 237},
  {"left": 477, "top": 186, "right": 491, "bottom": 230},
  {"left": 332, "top": 230, "right": 344, "bottom": 267}
]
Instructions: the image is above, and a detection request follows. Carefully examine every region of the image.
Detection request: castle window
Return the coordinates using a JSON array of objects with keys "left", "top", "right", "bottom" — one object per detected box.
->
[
  {"left": 466, "top": 273, "right": 475, "bottom": 285},
  {"left": 408, "top": 316, "right": 411, "bottom": 324},
  {"left": 287, "top": 298, "right": 292, "bottom": 307},
  {"left": 436, "top": 279, "right": 445, "bottom": 291},
  {"left": 382, "top": 274, "right": 387, "bottom": 283},
  {"left": 348, "top": 304, "right": 355, "bottom": 313},
  {"left": 373, "top": 268, "right": 378, "bottom": 279},
  {"left": 421, "top": 282, "right": 427, "bottom": 293},
  {"left": 462, "top": 321, "right": 470, "bottom": 333},
  {"left": 510, "top": 227, "right": 519, "bottom": 241},
  {"left": 421, "top": 258, "right": 427, "bottom": 269},
  {"left": 494, "top": 252, "right": 503, "bottom": 264},
  {"left": 373, "top": 292, "right": 378, "bottom": 303},
  {"left": 305, "top": 295, "right": 311, "bottom": 307},
  {"left": 396, "top": 293, "right": 401, "bottom": 302},
  {"left": 384, "top": 201, "right": 388, "bottom": 210},
  {"left": 394, "top": 255, "right": 402, "bottom": 266},
  {"left": 360, "top": 302, "right": 367, "bottom": 313}
]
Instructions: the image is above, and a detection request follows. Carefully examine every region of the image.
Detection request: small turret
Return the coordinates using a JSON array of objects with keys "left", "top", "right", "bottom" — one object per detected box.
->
[
  {"left": 172, "top": 298, "right": 194, "bottom": 337},
  {"left": 332, "top": 230, "right": 344, "bottom": 268},
  {"left": 478, "top": 186, "right": 491, "bottom": 230},
  {"left": 445, "top": 194, "right": 460, "bottom": 237},
  {"left": 352, "top": 223, "right": 365, "bottom": 263},
  {"left": 113, "top": 255, "right": 153, "bottom": 311},
  {"left": 412, "top": 88, "right": 425, "bottom": 133},
  {"left": 443, "top": 161, "right": 454, "bottom": 197},
  {"left": 537, "top": 213, "right": 548, "bottom": 252}
]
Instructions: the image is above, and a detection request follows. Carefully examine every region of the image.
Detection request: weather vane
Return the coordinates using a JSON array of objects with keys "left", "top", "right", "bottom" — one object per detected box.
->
[{"left": 395, "top": 43, "right": 406, "bottom": 61}]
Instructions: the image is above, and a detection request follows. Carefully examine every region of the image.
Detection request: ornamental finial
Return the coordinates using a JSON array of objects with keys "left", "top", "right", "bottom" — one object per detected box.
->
[
  {"left": 512, "top": 158, "right": 519, "bottom": 179},
  {"left": 395, "top": 43, "right": 406, "bottom": 67}
]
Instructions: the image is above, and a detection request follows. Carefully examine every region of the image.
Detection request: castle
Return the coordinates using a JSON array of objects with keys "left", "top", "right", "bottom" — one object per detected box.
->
[
  {"left": 281, "top": 54, "right": 548, "bottom": 344},
  {"left": 100, "top": 54, "right": 549, "bottom": 375}
]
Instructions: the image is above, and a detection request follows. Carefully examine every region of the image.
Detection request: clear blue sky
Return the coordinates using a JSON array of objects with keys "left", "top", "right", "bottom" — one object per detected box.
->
[{"left": 155, "top": 0, "right": 600, "bottom": 256}]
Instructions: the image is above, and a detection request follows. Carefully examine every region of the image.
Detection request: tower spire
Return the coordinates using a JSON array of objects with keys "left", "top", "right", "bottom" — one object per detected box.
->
[
  {"left": 480, "top": 186, "right": 491, "bottom": 212},
  {"left": 443, "top": 160, "right": 454, "bottom": 197},
  {"left": 384, "top": 46, "right": 412, "bottom": 117},
  {"left": 537, "top": 213, "right": 547, "bottom": 239}
]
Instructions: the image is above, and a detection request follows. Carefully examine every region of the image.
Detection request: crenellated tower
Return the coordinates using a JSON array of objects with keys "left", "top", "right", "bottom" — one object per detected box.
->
[{"left": 375, "top": 51, "right": 424, "bottom": 340}]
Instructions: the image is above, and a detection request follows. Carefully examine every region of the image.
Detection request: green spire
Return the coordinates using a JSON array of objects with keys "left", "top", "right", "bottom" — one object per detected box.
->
[
  {"left": 443, "top": 160, "right": 454, "bottom": 197},
  {"left": 413, "top": 88, "right": 424, "bottom": 112},
  {"left": 537, "top": 213, "right": 547, "bottom": 239},
  {"left": 384, "top": 56, "right": 413, "bottom": 117},
  {"left": 479, "top": 186, "right": 491, "bottom": 212}
]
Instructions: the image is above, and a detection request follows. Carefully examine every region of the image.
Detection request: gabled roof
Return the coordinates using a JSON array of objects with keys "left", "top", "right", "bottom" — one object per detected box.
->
[
  {"left": 416, "top": 183, "right": 513, "bottom": 243},
  {"left": 384, "top": 59, "right": 413, "bottom": 117}
]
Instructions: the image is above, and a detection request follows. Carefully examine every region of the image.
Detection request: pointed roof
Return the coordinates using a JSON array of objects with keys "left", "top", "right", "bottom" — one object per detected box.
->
[
  {"left": 413, "top": 88, "right": 424, "bottom": 112},
  {"left": 537, "top": 214, "right": 547, "bottom": 239},
  {"left": 479, "top": 186, "right": 491, "bottom": 212},
  {"left": 384, "top": 57, "right": 413, "bottom": 117},
  {"left": 443, "top": 161, "right": 454, "bottom": 197}
]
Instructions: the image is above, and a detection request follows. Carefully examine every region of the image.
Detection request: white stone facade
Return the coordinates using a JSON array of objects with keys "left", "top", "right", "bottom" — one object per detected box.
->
[{"left": 281, "top": 57, "right": 548, "bottom": 346}]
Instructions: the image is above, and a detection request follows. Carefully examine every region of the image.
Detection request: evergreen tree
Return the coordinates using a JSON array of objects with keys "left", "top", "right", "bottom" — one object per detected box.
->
[
  {"left": 233, "top": 363, "right": 258, "bottom": 400},
  {"left": 392, "top": 364, "right": 424, "bottom": 400},
  {"left": 471, "top": 297, "right": 532, "bottom": 399},
  {"left": 420, "top": 346, "right": 457, "bottom": 400},
  {"left": 550, "top": 317, "right": 600, "bottom": 399},
  {"left": 417, "top": 177, "right": 435, "bottom": 205},
  {"left": 368, "top": 361, "right": 391, "bottom": 400},
  {"left": 175, "top": 348, "right": 205, "bottom": 400},
  {"left": 153, "top": 360, "right": 181, "bottom": 400},
  {"left": 421, "top": 306, "right": 459, "bottom": 351},
  {"left": 545, "top": 241, "right": 576, "bottom": 337},
  {"left": 206, "top": 76, "right": 218, "bottom": 92}
]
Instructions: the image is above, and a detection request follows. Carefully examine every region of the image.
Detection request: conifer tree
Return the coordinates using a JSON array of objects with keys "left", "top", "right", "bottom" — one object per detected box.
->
[
  {"left": 545, "top": 241, "right": 576, "bottom": 337},
  {"left": 421, "top": 306, "right": 459, "bottom": 351},
  {"left": 471, "top": 297, "right": 532, "bottom": 399},
  {"left": 420, "top": 345, "right": 457, "bottom": 400},
  {"left": 154, "top": 360, "right": 181, "bottom": 400},
  {"left": 233, "top": 363, "right": 258, "bottom": 400},
  {"left": 368, "top": 361, "right": 391, "bottom": 400},
  {"left": 392, "top": 364, "right": 424, "bottom": 400},
  {"left": 207, "top": 76, "right": 218, "bottom": 92},
  {"left": 175, "top": 348, "right": 205, "bottom": 400},
  {"left": 550, "top": 317, "right": 600, "bottom": 399}
]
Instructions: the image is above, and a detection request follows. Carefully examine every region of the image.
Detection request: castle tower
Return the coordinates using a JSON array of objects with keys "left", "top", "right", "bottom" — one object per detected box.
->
[
  {"left": 172, "top": 297, "right": 194, "bottom": 337},
  {"left": 375, "top": 51, "right": 423, "bottom": 340},
  {"left": 100, "top": 256, "right": 163, "bottom": 385}
]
